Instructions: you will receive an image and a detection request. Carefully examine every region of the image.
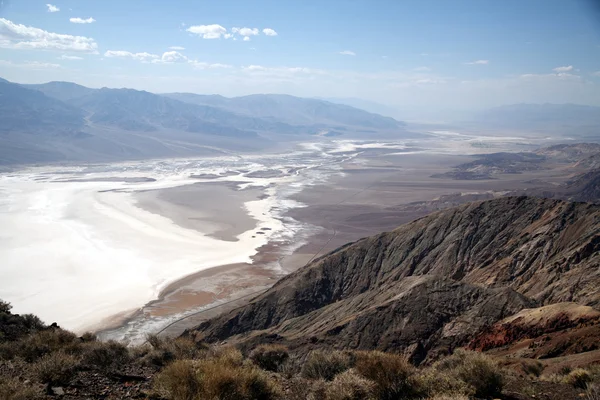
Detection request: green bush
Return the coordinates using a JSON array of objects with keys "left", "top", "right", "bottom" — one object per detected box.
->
[
  {"left": 301, "top": 350, "right": 352, "bottom": 381},
  {"left": 353, "top": 351, "right": 422, "bottom": 400},
  {"left": 250, "top": 344, "right": 290, "bottom": 372}
]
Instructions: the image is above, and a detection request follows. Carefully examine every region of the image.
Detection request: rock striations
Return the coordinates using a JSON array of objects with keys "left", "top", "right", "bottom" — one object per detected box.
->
[{"left": 191, "top": 197, "right": 600, "bottom": 363}]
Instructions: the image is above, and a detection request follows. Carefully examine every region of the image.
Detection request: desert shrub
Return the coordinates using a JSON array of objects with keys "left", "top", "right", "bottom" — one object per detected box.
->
[
  {"left": 586, "top": 383, "right": 600, "bottom": 400},
  {"left": 286, "top": 377, "right": 327, "bottom": 400},
  {"left": 153, "top": 360, "right": 201, "bottom": 400},
  {"left": 325, "top": 369, "right": 375, "bottom": 400},
  {"left": 165, "top": 337, "right": 206, "bottom": 360},
  {"left": 353, "top": 351, "right": 422, "bottom": 400},
  {"left": 12, "top": 328, "right": 78, "bottom": 362},
  {"left": 416, "top": 369, "right": 474, "bottom": 398},
  {"left": 521, "top": 360, "right": 545, "bottom": 377},
  {"left": 301, "top": 350, "right": 352, "bottom": 381},
  {"left": 0, "top": 376, "right": 40, "bottom": 400},
  {"left": 81, "top": 340, "right": 130, "bottom": 370},
  {"left": 0, "top": 304, "right": 46, "bottom": 345},
  {"left": 146, "top": 333, "right": 164, "bottom": 349},
  {"left": 564, "top": 368, "right": 592, "bottom": 389},
  {"left": 0, "top": 300, "right": 11, "bottom": 314},
  {"left": 250, "top": 344, "right": 290, "bottom": 372},
  {"left": 153, "top": 357, "right": 281, "bottom": 400},
  {"left": 80, "top": 332, "right": 97, "bottom": 342},
  {"left": 434, "top": 349, "right": 503, "bottom": 398},
  {"left": 33, "top": 351, "right": 79, "bottom": 386},
  {"left": 560, "top": 365, "right": 573, "bottom": 375},
  {"left": 142, "top": 337, "right": 206, "bottom": 368},
  {"left": 197, "top": 358, "right": 281, "bottom": 400},
  {"left": 208, "top": 345, "right": 245, "bottom": 367}
]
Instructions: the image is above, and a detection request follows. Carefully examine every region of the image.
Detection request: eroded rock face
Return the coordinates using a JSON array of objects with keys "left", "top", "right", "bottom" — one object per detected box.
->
[
  {"left": 190, "top": 197, "right": 600, "bottom": 361},
  {"left": 469, "top": 303, "right": 600, "bottom": 360}
]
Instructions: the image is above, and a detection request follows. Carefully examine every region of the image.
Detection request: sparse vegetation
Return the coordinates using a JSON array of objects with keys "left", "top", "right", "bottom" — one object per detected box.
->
[
  {"left": 81, "top": 340, "right": 130, "bottom": 370},
  {"left": 250, "top": 344, "right": 290, "bottom": 372},
  {"left": 353, "top": 350, "right": 422, "bottom": 400},
  {"left": 433, "top": 349, "right": 504, "bottom": 398},
  {"left": 521, "top": 359, "right": 545, "bottom": 377},
  {"left": 324, "top": 369, "right": 375, "bottom": 400},
  {"left": 32, "top": 351, "right": 79, "bottom": 386},
  {"left": 564, "top": 368, "right": 592, "bottom": 389},
  {"left": 301, "top": 350, "right": 352, "bottom": 381},
  {"left": 0, "top": 299, "right": 595, "bottom": 400},
  {"left": 0, "top": 376, "right": 40, "bottom": 400},
  {"left": 153, "top": 357, "right": 282, "bottom": 400}
]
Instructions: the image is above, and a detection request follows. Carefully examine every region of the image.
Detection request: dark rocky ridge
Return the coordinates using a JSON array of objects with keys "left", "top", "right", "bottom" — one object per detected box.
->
[{"left": 190, "top": 197, "right": 600, "bottom": 362}]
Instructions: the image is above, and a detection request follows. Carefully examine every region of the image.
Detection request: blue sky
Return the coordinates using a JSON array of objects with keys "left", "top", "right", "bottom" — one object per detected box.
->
[{"left": 0, "top": 0, "right": 599, "bottom": 110}]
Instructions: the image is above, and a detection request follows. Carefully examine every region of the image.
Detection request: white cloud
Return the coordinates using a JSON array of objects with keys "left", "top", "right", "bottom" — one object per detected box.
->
[
  {"left": 186, "top": 24, "right": 227, "bottom": 39},
  {"left": 593, "top": 71, "right": 600, "bottom": 77},
  {"left": 188, "top": 60, "right": 232, "bottom": 69},
  {"left": 262, "top": 28, "right": 278, "bottom": 36},
  {"left": 243, "top": 36, "right": 251, "bottom": 42},
  {"left": 0, "top": 18, "right": 98, "bottom": 53},
  {"left": 59, "top": 54, "right": 82, "bottom": 60},
  {"left": 153, "top": 51, "right": 188, "bottom": 64},
  {"left": 232, "top": 27, "right": 259, "bottom": 37},
  {"left": 46, "top": 4, "right": 60, "bottom": 12},
  {"left": 224, "top": 33, "right": 234, "bottom": 39},
  {"left": 70, "top": 17, "right": 95, "bottom": 24},
  {"left": 466, "top": 60, "right": 489, "bottom": 65},
  {"left": 414, "top": 66, "right": 431, "bottom": 71},
  {"left": 168, "top": 46, "right": 185, "bottom": 50},
  {"left": 0, "top": 59, "right": 61, "bottom": 69},
  {"left": 519, "top": 72, "right": 580, "bottom": 81},
  {"left": 104, "top": 50, "right": 159, "bottom": 62},
  {"left": 339, "top": 50, "right": 356, "bottom": 56},
  {"left": 552, "top": 65, "right": 573, "bottom": 73}
]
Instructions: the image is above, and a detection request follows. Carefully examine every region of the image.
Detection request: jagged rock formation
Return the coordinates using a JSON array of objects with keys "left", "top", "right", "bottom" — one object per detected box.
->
[{"left": 191, "top": 197, "right": 600, "bottom": 362}]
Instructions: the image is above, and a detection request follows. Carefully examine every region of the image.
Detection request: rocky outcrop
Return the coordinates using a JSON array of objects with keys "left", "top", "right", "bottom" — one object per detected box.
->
[
  {"left": 190, "top": 197, "right": 600, "bottom": 361},
  {"left": 469, "top": 303, "right": 600, "bottom": 362}
]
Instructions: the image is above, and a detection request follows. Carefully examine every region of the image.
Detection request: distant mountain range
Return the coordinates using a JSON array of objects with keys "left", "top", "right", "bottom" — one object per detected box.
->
[{"left": 0, "top": 78, "right": 409, "bottom": 165}]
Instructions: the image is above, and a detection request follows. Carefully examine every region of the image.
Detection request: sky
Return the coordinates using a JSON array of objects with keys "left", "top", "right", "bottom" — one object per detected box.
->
[{"left": 0, "top": 0, "right": 600, "bottom": 111}]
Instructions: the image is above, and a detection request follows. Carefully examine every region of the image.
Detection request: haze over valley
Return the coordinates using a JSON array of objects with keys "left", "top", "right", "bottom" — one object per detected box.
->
[{"left": 1, "top": 1, "right": 600, "bottom": 398}]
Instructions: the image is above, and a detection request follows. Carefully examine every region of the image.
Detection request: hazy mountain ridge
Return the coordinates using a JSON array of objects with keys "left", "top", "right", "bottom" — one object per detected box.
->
[
  {"left": 164, "top": 92, "right": 405, "bottom": 131},
  {"left": 0, "top": 78, "right": 415, "bottom": 165},
  {"left": 191, "top": 197, "right": 600, "bottom": 362},
  {"left": 0, "top": 79, "right": 84, "bottom": 135}
]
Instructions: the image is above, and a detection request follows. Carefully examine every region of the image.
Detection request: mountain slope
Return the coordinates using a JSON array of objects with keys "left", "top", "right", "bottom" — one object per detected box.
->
[
  {"left": 23, "top": 81, "right": 95, "bottom": 103},
  {"left": 191, "top": 197, "right": 600, "bottom": 361},
  {"left": 164, "top": 92, "right": 405, "bottom": 131},
  {"left": 0, "top": 79, "right": 84, "bottom": 135}
]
